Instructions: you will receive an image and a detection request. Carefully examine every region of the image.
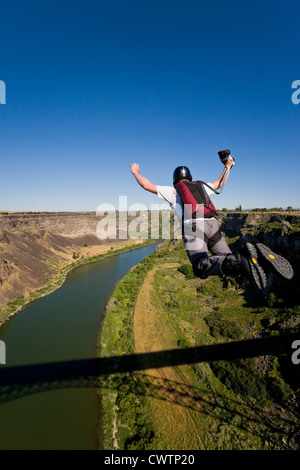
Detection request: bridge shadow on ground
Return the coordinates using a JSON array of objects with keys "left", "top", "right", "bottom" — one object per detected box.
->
[
  {"left": 1, "top": 333, "right": 299, "bottom": 447},
  {"left": 129, "top": 372, "right": 299, "bottom": 447},
  {"left": 0, "top": 333, "right": 298, "bottom": 396}
]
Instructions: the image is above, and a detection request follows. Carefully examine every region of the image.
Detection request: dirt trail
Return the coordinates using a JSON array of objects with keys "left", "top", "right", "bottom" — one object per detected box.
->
[{"left": 134, "top": 264, "right": 205, "bottom": 450}]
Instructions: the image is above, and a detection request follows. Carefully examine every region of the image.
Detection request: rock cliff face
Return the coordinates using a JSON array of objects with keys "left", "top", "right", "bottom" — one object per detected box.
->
[
  {"left": 0, "top": 211, "right": 102, "bottom": 237},
  {"left": 218, "top": 212, "right": 300, "bottom": 234},
  {"left": 217, "top": 212, "right": 300, "bottom": 263},
  {"left": 0, "top": 210, "right": 299, "bottom": 322},
  {"left": 0, "top": 255, "right": 13, "bottom": 285},
  {"left": 0, "top": 211, "right": 127, "bottom": 320}
]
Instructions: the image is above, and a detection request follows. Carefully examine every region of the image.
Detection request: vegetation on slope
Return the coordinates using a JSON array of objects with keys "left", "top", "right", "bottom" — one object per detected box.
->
[
  {"left": 0, "top": 238, "right": 153, "bottom": 324},
  {"left": 99, "top": 238, "right": 300, "bottom": 450}
]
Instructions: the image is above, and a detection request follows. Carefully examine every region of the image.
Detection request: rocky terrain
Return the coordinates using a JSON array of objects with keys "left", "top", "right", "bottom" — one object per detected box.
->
[
  {"left": 0, "top": 211, "right": 141, "bottom": 322},
  {"left": 217, "top": 211, "right": 300, "bottom": 263},
  {"left": 218, "top": 211, "right": 300, "bottom": 232},
  {"left": 0, "top": 210, "right": 299, "bottom": 324},
  {"left": 0, "top": 211, "right": 104, "bottom": 236},
  {"left": 100, "top": 231, "right": 300, "bottom": 450}
]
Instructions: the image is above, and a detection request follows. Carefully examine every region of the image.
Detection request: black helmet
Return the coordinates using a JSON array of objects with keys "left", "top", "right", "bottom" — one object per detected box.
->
[{"left": 173, "top": 166, "right": 192, "bottom": 185}]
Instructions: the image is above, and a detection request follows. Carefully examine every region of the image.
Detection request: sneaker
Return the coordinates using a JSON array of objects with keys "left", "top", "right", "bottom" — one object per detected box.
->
[
  {"left": 221, "top": 254, "right": 242, "bottom": 277},
  {"left": 255, "top": 243, "right": 294, "bottom": 280},
  {"left": 238, "top": 243, "right": 267, "bottom": 291}
]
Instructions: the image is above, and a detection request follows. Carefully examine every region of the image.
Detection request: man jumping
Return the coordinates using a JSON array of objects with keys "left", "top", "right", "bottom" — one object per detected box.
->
[{"left": 130, "top": 154, "right": 293, "bottom": 291}]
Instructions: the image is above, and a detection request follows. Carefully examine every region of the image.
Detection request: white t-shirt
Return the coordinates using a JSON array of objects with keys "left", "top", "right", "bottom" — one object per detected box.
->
[{"left": 156, "top": 183, "right": 215, "bottom": 222}]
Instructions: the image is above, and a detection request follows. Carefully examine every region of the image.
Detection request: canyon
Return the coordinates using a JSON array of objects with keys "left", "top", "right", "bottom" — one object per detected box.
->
[
  {"left": 0, "top": 211, "right": 142, "bottom": 323},
  {"left": 0, "top": 210, "right": 299, "bottom": 324}
]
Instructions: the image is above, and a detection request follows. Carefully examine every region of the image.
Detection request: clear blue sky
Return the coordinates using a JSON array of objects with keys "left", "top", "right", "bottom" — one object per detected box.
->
[{"left": 0, "top": 0, "right": 300, "bottom": 211}]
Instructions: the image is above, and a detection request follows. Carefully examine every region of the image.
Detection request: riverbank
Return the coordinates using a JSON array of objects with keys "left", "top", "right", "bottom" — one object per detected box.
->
[
  {"left": 98, "top": 243, "right": 161, "bottom": 450},
  {"left": 98, "top": 239, "right": 300, "bottom": 450},
  {"left": 0, "top": 240, "right": 160, "bottom": 450},
  {"left": 0, "top": 238, "right": 154, "bottom": 326}
]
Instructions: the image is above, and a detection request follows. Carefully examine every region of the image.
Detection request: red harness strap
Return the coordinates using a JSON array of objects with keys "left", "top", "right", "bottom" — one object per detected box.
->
[{"left": 175, "top": 181, "right": 217, "bottom": 219}]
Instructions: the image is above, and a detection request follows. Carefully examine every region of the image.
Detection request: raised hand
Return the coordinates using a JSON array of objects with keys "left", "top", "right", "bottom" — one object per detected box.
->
[{"left": 130, "top": 163, "right": 140, "bottom": 175}]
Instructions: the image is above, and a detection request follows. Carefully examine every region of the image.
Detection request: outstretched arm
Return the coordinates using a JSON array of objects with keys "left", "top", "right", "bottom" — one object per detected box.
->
[
  {"left": 130, "top": 163, "right": 157, "bottom": 194},
  {"left": 210, "top": 156, "right": 234, "bottom": 190}
]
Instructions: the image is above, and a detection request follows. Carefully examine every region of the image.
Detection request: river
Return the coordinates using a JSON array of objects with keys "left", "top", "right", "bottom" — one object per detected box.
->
[{"left": 0, "top": 242, "right": 158, "bottom": 450}]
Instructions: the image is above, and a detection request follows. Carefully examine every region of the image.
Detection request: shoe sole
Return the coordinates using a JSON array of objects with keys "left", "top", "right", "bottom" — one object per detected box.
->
[
  {"left": 241, "top": 243, "right": 267, "bottom": 291},
  {"left": 255, "top": 243, "right": 294, "bottom": 280}
]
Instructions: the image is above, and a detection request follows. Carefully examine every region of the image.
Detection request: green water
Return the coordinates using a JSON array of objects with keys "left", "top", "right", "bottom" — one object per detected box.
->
[{"left": 0, "top": 243, "right": 157, "bottom": 450}]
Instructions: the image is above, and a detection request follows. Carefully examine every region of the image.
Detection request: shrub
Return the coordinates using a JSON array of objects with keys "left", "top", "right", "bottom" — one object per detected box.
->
[
  {"left": 115, "top": 375, "right": 156, "bottom": 450},
  {"left": 165, "top": 300, "right": 179, "bottom": 309},
  {"left": 177, "top": 338, "right": 190, "bottom": 349},
  {"left": 268, "top": 376, "right": 294, "bottom": 403},
  {"left": 210, "top": 358, "right": 269, "bottom": 403},
  {"left": 265, "top": 293, "right": 283, "bottom": 308},
  {"left": 255, "top": 221, "right": 282, "bottom": 236},
  {"left": 267, "top": 357, "right": 294, "bottom": 403},
  {"left": 177, "top": 263, "right": 195, "bottom": 279},
  {"left": 197, "top": 284, "right": 211, "bottom": 295},
  {"left": 204, "top": 312, "right": 243, "bottom": 340}
]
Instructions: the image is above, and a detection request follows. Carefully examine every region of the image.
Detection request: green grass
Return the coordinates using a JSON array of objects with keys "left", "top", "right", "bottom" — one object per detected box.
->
[
  {"left": 254, "top": 220, "right": 300, "bottom": 237},
  {"left": 99, "top": 238, "right": 300, "bottom": 450},
  {"left": 99, "top": 247, "right": 161, "bottom": 450}
]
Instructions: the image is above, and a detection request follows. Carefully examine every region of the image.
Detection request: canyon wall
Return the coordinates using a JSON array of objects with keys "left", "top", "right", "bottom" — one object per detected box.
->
[
  {"left": 218, "top": 211, "right": 300, "bottom": 233},
  {"left": 0, "top": 211, "right": 129, "bottom": 320},
  {"left": 217, "top": 212, "right": 300, "bottom": 262},
  {"left": 0, "top": 210, "right": 299, "bottom": 322},
  {"left": 0, "top": 211, "right": 102, "bottom": 237}
]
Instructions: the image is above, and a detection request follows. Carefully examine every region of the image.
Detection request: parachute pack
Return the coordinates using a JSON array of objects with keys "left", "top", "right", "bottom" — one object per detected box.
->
[{"left": 175, "top": 180, "right": 217, "bottom": 219}]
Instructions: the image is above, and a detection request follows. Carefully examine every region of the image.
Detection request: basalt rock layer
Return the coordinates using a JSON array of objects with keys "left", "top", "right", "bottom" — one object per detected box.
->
[
  {"left": 217, "top": 212, "right": 300, "bottom": 263},
  {"left": 0, "top": 210, "right": 299, "bottom": 322},
  {"left": 0, "top": 211, "right": 123, "bottom": 319}
]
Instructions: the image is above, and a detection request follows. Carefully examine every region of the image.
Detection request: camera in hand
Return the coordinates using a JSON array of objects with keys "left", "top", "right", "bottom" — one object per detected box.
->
[{"left": 218, "top": 149, "right": 231, "bottom": 164}]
